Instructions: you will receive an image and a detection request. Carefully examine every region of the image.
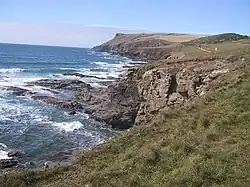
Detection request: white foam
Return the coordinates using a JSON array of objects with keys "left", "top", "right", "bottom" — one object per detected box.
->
[
  {"left": 0, "top": 76, "right": 43, "bottom": 87},
  {"left": 0, "top": 68, "right": 24, "bottom": 74},
  {"left": 0, "top": 150, "right": 12, "bottom": 159},
  {"left": 93, "top": 61, "right": 109, "bottom": 66},
  {"left": 59, "top": 68, "right": 77, "bottom": 71},
  {"left": 0, "top": 143, "right": 7, "bottom": 149},
  {"left": 78, "top": 69, "right": 122, "bottom": 79},
  {"left": 0, "top": 96, "right": 48, "bottom": 125},
  {"left": 53, "top": 121, "right": 83, "bottom": 132}
]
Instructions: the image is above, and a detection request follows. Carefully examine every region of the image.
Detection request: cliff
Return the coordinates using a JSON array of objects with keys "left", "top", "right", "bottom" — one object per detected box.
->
[
  {"left": 89, "top": 33, "right": 249, "bottom": 128},
  {"left": 92, "top": 33, "right": 201, "bottom": 61}
]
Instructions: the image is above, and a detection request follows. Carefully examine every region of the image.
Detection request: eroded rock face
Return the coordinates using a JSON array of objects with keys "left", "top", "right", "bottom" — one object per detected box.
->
[
  {"left": 134, "top": 57, "right": 243, "bottom": 125},
  {"left": 76, "top": 81, "right": 141, "bottom": 129}
]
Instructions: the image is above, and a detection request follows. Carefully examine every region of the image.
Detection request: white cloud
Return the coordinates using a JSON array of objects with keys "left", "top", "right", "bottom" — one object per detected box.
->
[{"left": 0, "top": 22, "right": 139, "bottom": 47}]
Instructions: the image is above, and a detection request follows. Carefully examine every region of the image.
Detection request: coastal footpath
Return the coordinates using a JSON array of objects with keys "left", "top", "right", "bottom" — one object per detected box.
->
[{"left": 1, "top": 33, "right": 250, "bottom": 186}]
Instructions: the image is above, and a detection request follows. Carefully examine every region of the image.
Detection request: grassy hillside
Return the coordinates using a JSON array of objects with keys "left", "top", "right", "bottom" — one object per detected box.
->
[
  {"left": 1, "top": 40, "right": 250, "bottom": 187},
  {"left": 184, "top": 33, "right": 248, "bottom": 45}
]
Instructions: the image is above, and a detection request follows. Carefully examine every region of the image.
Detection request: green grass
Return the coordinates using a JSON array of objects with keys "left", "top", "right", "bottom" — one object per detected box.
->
[
  {"left": 1, "top": 44, "right": 250, "bottom": 187},
  {"left": 184, "top": 33, "right": 249, "bottom": 45}
]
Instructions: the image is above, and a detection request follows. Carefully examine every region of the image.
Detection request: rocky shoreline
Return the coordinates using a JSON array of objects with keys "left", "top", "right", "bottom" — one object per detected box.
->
[{"left": 1, "top": 33, "right": 246, "bottom": 170}]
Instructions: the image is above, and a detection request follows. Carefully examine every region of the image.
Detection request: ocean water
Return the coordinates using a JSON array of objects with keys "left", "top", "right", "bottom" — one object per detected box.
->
[{"left": 0, "top": 43, "right": 135, "bottom": 166}]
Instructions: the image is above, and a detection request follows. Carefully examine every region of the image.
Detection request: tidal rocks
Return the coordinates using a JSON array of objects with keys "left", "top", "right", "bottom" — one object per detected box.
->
[
  {"left": 31, "top": 95, "right": 83, "bottom": 110},
  {"left": 63, "top": 72, "right": 106, "bottom": 80},
  {"left": 28, "top": 79, "right": 91, "bottom": 90},
  {"left": 0, "top": 159, "right": 18, "bottom": 169},
  {"left": 4, "top": 86, "right": 35, "bottom": 96},
  {"left": 7, "top": 150, "right": 22, "bottom": 157}
]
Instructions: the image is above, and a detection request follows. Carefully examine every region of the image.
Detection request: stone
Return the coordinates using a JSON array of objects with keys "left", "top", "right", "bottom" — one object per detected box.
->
[
  {"left": 31, "top": 95, "right": 83, "bottom": 111},
  {"left": 0, "top": 159, "right": 18, "bottom": 169}
]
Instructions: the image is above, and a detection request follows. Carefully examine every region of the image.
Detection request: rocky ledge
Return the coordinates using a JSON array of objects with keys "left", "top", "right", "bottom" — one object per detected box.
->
[{"left": 21, "top": 78, "right": 141, "bottom": 129}]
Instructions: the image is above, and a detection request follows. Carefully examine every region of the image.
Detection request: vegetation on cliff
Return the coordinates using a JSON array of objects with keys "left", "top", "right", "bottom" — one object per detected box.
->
[
  {"left": 1, "top": 36, "right": 250, "bottom": 187},
  {"left": 184, "top": 33, "right": 249, "bottom": 45}
]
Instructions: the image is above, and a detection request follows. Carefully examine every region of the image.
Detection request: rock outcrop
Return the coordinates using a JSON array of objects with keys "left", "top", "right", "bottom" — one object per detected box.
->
[
  {"left": 62, "top": 73, "right": 107, "bottom": 80},
  {"left": 31, "top": 95, "right": 83, "bottom": 111},
  {"left": 0, "top": 159, "right": 18, "bottom": 169},
  {"left": 3, "top": 86, "right": 36, "bottom": 96},
  {"left": 130, "top": 56, "right": 244, "bottom": 125},
  {"left": 17, "top": 78, "right": 141, "bottom": 129},
  {"left": 27, "top": 79, "right": 91, "bottom": 90},
  {"left": 75, "top": 81, "right": 141, "bottom": 129}
]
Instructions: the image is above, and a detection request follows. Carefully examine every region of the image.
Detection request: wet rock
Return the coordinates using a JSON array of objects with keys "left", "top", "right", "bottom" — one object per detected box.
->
[
  {"left": 63, "top": 72, "right": 106, "bottom": 80},
  {"left": 28, "top": 79, "right": 91, "bottom": 90},
  {"left": 0, "top": 159, "right": 18, "bottom": 169},
  {"left": 7, "top": 149, "right": 22, "bottom": 157},
  {"left": 68, "top": 110, "right": 77, "bottom": 115},
  {"left": 31, "top": 95, "right": 83, "bottom": 110},
  {"left": 4, "top": 86, "right": 36, "bottom": 96}
]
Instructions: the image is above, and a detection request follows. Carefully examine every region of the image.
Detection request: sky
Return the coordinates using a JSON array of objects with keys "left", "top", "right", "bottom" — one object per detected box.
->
[{"left": 0, "top": 0, "right": 250, "bottom": 47}]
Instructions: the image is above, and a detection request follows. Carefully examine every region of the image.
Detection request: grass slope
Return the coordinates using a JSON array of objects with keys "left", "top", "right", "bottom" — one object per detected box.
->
[
  {"left": 1, "top": 42, "right": 250, "bottom": 187},
  {"left": 184, "top": 33, "right": 248, "bottom": 45}
]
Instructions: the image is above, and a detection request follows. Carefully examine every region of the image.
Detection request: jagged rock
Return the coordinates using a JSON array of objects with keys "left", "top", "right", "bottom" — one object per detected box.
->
[
  {"left": 133, "top": 57, "right": 241, "bottom": 125},
  {"left": 76, "top": 81, "right": 141, "bottom": 129}
]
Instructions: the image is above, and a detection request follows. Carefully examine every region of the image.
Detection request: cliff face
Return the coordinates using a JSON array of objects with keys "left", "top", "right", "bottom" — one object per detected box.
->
[
  {"left": 129, "top": 56, "right": 244, "bottom": 125},
  {"left": 90, "top": 33, "right": 248, "bottom": 128},
  {"left": 92, "top": 33, "right": 200, "bottom": 61}
]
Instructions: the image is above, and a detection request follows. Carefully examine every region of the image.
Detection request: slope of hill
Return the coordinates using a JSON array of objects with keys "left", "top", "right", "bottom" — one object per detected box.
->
[
  {"left": 1, "top": 35, "right": 250, "bottom": 187},
  {"left": 184, "top": 33, "right": 249, "bottom": 45},
  {"left": 93, "top": 33, "right": 201, "bottom": 60}
]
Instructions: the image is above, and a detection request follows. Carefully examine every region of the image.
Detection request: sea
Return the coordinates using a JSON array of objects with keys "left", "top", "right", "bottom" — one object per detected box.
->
[{"left": 0, "top": 43, "right": 136, "bottom": 166}]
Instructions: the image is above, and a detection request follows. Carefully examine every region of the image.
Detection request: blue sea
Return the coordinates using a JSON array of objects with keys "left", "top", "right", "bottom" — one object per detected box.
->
[{"left": 0, "top": 43, "right": 135, "bottom": 166}]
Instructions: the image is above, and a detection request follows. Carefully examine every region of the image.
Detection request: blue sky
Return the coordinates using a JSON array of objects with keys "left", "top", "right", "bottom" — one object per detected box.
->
[
  {"left": 0, "top": 0, "right": 249, "bottom": 46},
  {"left": 1, "top": 0, "right": 250, "bottom": 34}
]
